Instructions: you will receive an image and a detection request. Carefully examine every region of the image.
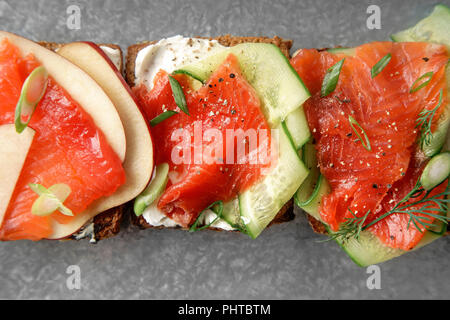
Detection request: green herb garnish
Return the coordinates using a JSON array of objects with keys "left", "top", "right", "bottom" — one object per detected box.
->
[
  {"left": 325, "top": 209, "right": 371, "bottom": 243},
  {"left": 321, "top": 58, "right": 345, "bottom": 97},
  {"left": 150, "top": 110, "right": 178, "bottom": 127},
  {"left": 416, "top": 89, "right": 443, "bottom": 148},
  {"left": 330, "top": 179, "right": 450, "bottom": 243},
  {"left": 371, "top": 53, "right": 391, "bottom": 78},
  {"left": 168, "top": 75, "right": 189, "bottom": 115},
  {"left": 189, "top": 201, "right": 224, "bottom": 232},
  {"left": 29, "top": 183, "right": 73, "bottom": 216},
  {"left": 348, "top": 115, "right": 372, "bottom": 151},
  {"left": 15, "top": 66, "right": 48, "bottom": 133},
  {"left": 410, "top": 71, "right": 434, "bottom": 93}
]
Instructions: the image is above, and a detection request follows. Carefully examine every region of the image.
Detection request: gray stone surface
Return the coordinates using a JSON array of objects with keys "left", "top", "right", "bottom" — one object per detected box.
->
[{"left": 0, "top": 0, "right": 449, "bottom": 300}]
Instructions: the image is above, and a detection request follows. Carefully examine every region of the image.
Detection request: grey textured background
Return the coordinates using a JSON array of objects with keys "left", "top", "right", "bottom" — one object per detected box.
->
[{"left": 0, "top": 0, "right": 449, "bottom": 300}]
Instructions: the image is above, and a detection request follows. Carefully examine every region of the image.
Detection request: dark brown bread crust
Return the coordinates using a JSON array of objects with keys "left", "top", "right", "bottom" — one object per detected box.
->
[
  {"left": 307, "top": 215, "right": 327, "bottom": 235},
  {"left": 39, "top": 41, "right": 125, "bottom": 241},
  {"left": 126, "top": 35, "right": 294, "bottom": 231}
]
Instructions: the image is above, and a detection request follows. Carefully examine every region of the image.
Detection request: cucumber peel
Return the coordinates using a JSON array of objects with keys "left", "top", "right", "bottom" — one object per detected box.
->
[
  {"left": 390, "top": 4, "right": 450, "bottom": 51},
  {"left": 134, "top": 163, "right": 169, "bottom": 216}
]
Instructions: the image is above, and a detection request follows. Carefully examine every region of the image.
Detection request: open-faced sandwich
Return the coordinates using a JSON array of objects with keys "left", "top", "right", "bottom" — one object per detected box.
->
[
  {"left": 126, "top": 35, "right": 311, "bottom": 236},
  {"left": 1, "top": 4, "right": 448, "bottom": 269},
  {"left": 291, "top": 4, "right": 450, "bottom": 266},
  {"left": 0, "top": 32, "right": 153, "bottom": 241}
]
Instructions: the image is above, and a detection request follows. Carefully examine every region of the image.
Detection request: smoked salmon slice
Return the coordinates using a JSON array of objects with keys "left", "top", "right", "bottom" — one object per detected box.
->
[
  {"left": 291, "top": 42, "right": 448, "bottom": 250},
  {"left": 134, "top": 54, "right": 272, "bottom": 227},
  {"left": 0, "top": 39, "right": 125, "bottom": 240}
]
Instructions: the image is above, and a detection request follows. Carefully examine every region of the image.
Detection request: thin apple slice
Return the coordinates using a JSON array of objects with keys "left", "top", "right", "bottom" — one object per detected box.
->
[
  {"left": 0, "top": 31, "right": 126, "bottom": 162},
  {"left": 0, "top": 124, "right": 35, "bottom": 225},
  {"left": 51, "top": 42, "right": 154, "bottom": 239}
]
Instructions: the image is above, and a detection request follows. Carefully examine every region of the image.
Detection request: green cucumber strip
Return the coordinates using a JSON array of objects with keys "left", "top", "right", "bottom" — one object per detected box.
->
[
  {"left": 294, "top": 142, "right": 320, "bottom": 207},
  {"left": 326, "top": 47, "right": 356, "bottom": 56},
  {"left": 15, "top": 66, "right": 48, "bottom": 133},
  {"left": 212, "top": 199, "right": 246, "bottom": 232},
  {"left": 175, "top": 43, "right": 311, "bottom": 127},
  {"left": 391, "top": 4, "right": 450, "bottom": 51},
  {"left": 284, "top": 106, "right": 311, "bottom": 150},
  {"left": 420, "top": 152, "right": 450, "bottom": 190},
  {"left": 293, "top": 141, "right": 331, "bottom": 220},
  {"left": 330, "top": 224, "right": 445, "bottom": 267},
  {"left": 238, "top": 124, "right": 309, "bottom": 239},
  {"left": 134, "top": 163, "right": 169, "bottom": 216}
]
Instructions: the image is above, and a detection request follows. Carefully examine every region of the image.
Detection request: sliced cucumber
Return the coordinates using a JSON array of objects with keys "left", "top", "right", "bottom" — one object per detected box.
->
[
  {"left": 284, "top": 106, "right": 311, "bottom": 150},
  {"left": 420, "top": 152, "right": 450, "bottom": 190},
  {"left": 327, "top": 47, "right": 356, "bottom": 56},
  {"left": 212, "top": 198, "right": 246, "bottom": 232},
  {"left": 423, "top": 110, "right": 450, "bottom": 157},
  {"left": 296, "top": 174, "right": 331, "bottom": 221},
  {"left": 391, "top": 4, "right": 450, "bottom": 51},
  {"left": 294, "top": 142, "right": 331, "bottom": 220},
  {"left": 332, "top": 222, "right": 446, "bottom": 267},
  {"left": 175, "top": 43, "right": 311, "bottom": 127},
  {"left": 134, "top": 163, "right": 169, "bottom": 216},
  {"left": 238, "top": 124, "right": 309, "bottom": 238}
]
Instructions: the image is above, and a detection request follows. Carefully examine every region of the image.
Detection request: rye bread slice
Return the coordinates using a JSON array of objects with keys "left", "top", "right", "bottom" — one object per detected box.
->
[
  {"left": 39, "top": 41, "right": 125, "bottom": 241},
  {"left": 125, "top": 35, "right": 294, "bottom": 231}
]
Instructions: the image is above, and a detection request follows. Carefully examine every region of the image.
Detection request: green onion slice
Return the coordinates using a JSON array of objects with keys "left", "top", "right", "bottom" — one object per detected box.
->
[
  {"left": 189, "top": 201, "right": 224, "bottom": 232},
  {"left": 15, "top": 66, "right": 48, "bottom": 133},
  {"left": 29, "top": 183, "right": 73, "bottom": 216},
  {"left": 150, "top": 110, "right": 178, "bottom": 127},
  {"left": 168, "top": 75, "right": 189, "bottom": 115},
  {"left": 321, "top": 58, "right": 345, "bottom": 97},
  {"left": 371, "top": 53, "right": 391, "bottom": 78},
  {"left": 348, "top": 115, "right": 372, "bottom": 151},
  {"left": 410, "top": 71, "right": 433, "bottom": 93},
  {"left": 420, "top": 152, "right": 450, "bottom": 190}
]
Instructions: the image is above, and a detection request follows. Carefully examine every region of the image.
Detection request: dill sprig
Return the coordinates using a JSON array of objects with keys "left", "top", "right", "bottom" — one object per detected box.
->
[
  {"left": 415, "top": 89, "right": 443, "bottom": 148},
  {"left": 329, "top": 179, "right": 450, "bottom": 243},
  {"left": 325, "top": 209, "right": 371, "bottom": 243}
]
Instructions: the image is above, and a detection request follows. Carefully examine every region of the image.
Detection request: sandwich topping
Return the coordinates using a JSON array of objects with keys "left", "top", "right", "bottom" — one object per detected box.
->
[
  {"left": 134, "top": 53, "right": 273, "bottom": 227},
  {"left": 291, "top": 41, "right": 449, "bottom": 250},
  {"left": 0, "top": 39, "right": 126, "bottom": 240},
  {"left": 134, "top": 36, "right": 233, "bottom": 228}
]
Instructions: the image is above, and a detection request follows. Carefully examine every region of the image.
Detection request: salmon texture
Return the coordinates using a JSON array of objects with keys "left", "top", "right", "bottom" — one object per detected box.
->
[
  {"left": 0, "top": 39, "right": 125, "bottom": 240},
  {"left": 134, "top": 54, "right": 272, "bottom": 227},
  {"left": 291, "top": 42, "right": 448, "bottom": 250}
]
